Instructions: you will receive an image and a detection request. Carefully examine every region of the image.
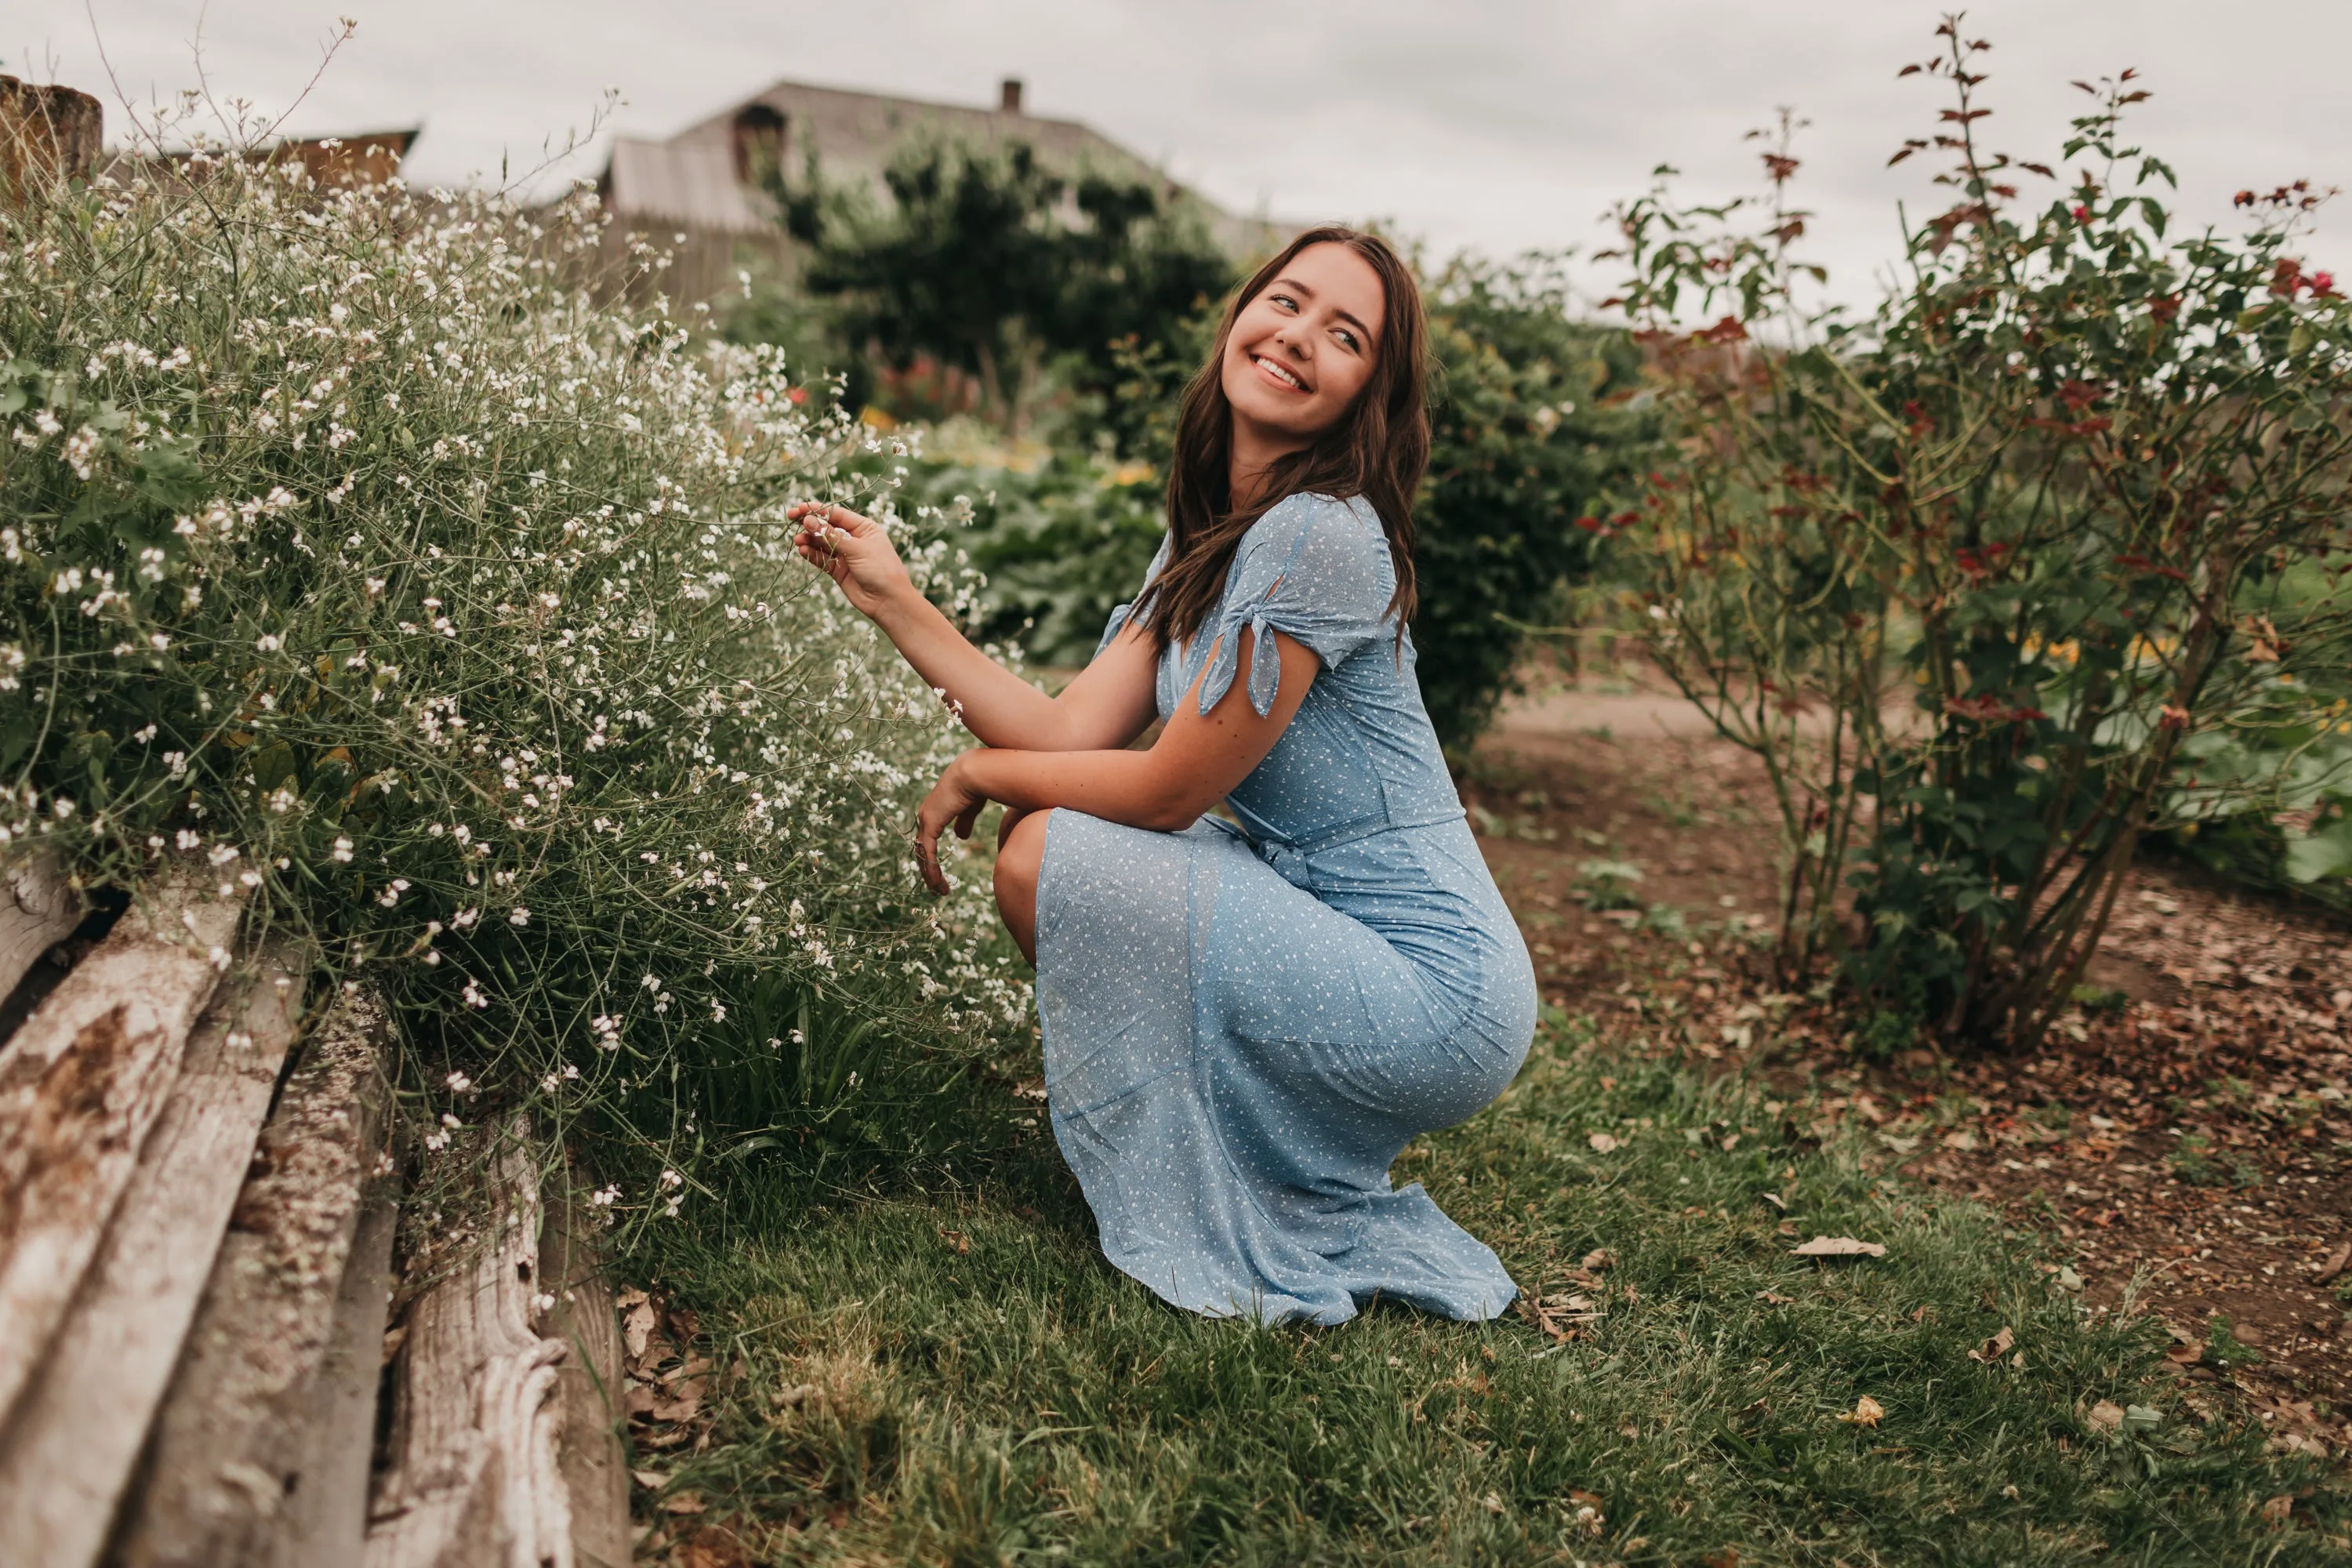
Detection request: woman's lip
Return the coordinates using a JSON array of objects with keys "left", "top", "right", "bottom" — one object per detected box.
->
[{"left": 1252, "top": 354, "right": 1310, "bottom": 393}]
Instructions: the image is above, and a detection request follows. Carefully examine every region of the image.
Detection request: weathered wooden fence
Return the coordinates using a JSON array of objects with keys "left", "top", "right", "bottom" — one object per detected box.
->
[{"left": 0, "top": 862, "right": 633, "bottom": 1567}]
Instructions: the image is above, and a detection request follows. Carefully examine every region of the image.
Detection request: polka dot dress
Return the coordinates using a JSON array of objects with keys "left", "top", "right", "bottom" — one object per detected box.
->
[{"left": 1034, "top": 492, "right": 1537, "bottom": 1327}]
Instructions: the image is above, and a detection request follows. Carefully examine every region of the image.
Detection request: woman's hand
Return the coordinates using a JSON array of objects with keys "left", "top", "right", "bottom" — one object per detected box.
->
[
  {"left": 913, "top": 751, "right": 990, "bottom": 895},
  {"left": 789, "top": 502, "right": 915, "bottom": 622}
]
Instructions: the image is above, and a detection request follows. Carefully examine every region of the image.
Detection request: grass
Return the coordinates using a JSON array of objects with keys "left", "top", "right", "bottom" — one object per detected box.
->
[{"left": 627, "top": 1009, "right": 2350, "bottom": 1565}]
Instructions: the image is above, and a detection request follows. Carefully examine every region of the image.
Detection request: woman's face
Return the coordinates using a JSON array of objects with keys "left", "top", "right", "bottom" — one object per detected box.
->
[{"left": 1220, "top": 241, "right": 1386, "bottom": 448}]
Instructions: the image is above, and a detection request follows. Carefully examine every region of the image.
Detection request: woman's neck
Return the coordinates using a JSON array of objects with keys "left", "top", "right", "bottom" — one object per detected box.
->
[{"left": 1227, "top": 416, "right": 1308, "bottom": 513}]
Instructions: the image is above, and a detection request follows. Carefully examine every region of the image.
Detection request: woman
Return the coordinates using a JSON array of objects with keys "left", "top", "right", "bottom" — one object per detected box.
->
[{"left": 789, "top": 227, "right": 1535, "bottom": 1326}]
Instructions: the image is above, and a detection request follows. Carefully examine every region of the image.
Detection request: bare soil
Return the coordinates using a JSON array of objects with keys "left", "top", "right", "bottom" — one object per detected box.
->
[{"left": 1468, "top": 664, "right": 2352, "bottom": 1461}]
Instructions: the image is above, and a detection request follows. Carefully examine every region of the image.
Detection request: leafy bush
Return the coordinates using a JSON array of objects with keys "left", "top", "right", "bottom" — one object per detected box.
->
[
  {"left": 772, "top": 140, "right": 1234, "bottom": 440},
  {"left": 1606, "top": 27, "right": 2352, "bottom": 1047},
  {"left": 0, "top": 140, "right": 1022, "bottom": 1222},
  {"left": 1415, "top": 259, "right": 1653, "bottom": 747}
]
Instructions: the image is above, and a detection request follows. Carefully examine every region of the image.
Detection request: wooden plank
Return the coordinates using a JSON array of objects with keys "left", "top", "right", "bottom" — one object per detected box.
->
[
  {"left": 107, "top": 990, "right": 392, "bottom": 1568},
  {"left": 0, "top": 943, "right": 304, "bottom": 1565},
  {"left": 0, "top": 883, "right": 238, "bottom": 1425},
  {"left": 0, "top": 852, "right": 80, "bottom": 1005},
  {"left": 543, "top": 1172, "right": 631, "bottom": 1568},
  {"left": 272, "top": 1178, "right": 398, "bottom": 1568},
  {"left": 366, "top": 1132, "right": 575, "bottom": 1568}
]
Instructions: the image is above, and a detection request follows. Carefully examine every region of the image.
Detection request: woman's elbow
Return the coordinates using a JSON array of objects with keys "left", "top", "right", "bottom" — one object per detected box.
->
[{"left": 1136, "top": 785, "right": 1214, "bottom": 833}]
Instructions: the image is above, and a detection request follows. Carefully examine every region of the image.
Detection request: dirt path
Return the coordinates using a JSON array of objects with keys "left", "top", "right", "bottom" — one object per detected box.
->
[{"left": 1471, "top": 668, "right": 2352, "bottom": 1459}]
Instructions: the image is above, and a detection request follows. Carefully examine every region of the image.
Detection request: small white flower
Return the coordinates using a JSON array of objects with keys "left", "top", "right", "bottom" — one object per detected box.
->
[
  {"left": 507, "top": 906, "right": 530, "bottom": 927},
  {"left": 331, "top": 836, "right": 355, "bottom": 862}
]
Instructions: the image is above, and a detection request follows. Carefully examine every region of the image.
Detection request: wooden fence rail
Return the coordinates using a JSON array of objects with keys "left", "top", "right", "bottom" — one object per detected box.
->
[{"left": 0, "top": 869, "right": 630, "bottom": 1566}]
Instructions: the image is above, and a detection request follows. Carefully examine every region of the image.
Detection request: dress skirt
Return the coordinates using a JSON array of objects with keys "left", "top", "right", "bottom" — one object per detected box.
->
[{"left": 1034, "top": 808, "right": 1536, "bottom": 1327}]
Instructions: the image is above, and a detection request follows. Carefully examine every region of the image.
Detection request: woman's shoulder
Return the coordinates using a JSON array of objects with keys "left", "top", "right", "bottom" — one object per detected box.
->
[
  {"left": 1242, "top": 492, "right": 1388, "bottom": 572},
  {"left": 1232, "top": 492, "right": 1394, "bottom": 633}
]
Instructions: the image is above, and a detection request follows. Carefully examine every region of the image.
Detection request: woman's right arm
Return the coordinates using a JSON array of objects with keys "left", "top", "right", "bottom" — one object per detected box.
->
[{"left": 789, "top": 501, "right": 1160, "bottom": 753}]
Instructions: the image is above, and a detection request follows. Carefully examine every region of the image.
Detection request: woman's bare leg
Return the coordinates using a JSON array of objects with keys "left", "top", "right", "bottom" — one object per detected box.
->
[{"left": 993, "top": 807, "right": 1053, "bottom": 965}]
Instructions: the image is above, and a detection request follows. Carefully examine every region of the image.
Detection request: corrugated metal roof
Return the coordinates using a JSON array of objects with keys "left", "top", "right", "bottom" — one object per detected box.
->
[{"left": 601, "top": 136, "right": 776, "bottom": 234}]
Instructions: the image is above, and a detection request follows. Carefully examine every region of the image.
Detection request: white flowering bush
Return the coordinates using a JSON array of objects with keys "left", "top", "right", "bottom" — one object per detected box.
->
[{"left": 0, "top": 140, "right": 1026, "bottom": 1220}]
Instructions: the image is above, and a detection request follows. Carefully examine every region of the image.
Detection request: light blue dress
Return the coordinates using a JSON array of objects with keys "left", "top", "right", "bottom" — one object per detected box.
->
[{"left": 1033, "top": 492, "right": 1537, "bottom": 1327}]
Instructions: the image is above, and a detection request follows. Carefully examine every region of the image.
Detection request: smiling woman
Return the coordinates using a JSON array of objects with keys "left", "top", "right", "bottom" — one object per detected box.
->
[{"left": 791, "top": 227, "right": 1535, "bottom": 1326}]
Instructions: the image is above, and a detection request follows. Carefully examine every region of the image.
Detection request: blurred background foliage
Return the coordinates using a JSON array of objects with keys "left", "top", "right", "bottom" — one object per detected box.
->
[{"left": 733, "top": 141, "right": 1657, "bottom": 750}]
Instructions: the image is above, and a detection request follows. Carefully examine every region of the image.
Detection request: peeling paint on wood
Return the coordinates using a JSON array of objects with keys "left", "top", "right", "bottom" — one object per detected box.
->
[
  {"left": 0, "top": 944, "right": 304, "bottom": 1567},
  {"left": 0, "top": 884, "right": 239, "bottom": 1425}
]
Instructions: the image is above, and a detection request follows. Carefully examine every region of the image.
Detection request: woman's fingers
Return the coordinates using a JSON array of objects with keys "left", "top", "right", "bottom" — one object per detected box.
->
[
  {"left": 953, "top": 799, "right": 982, "bottom": 841},
  {"left": 914, "top": 808, "right": 949, "bottom": 895}
]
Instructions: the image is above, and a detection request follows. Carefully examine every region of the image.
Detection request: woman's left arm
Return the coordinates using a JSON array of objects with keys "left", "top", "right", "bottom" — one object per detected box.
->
[{"left": 913, "top": 626, "right": 1318, "bottom": 892}]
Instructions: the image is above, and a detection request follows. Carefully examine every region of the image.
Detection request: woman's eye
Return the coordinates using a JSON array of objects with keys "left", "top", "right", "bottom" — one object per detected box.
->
[
  {"left": 1270, "top": 292, "right": 1298, "bottom": 312},
  {"left": 1335, "top": 329, "right": 1360, "bottom": 352}
]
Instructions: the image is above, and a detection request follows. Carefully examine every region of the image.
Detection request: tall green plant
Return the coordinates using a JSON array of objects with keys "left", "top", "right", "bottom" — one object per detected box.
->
[
  {"left": 1607, "top": 20, "right": 2352, "bottom": 1048},
  {"left": 775, "top": 141, "right": 1233, "bottom": 439}
]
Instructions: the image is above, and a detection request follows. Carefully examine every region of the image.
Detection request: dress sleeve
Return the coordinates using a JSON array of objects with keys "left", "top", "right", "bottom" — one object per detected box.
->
[
  {"left": 1092, "top": 532, "right": 1174, "bottom": 662},
  {"left": 1196, "top": 494, "right": 1396, "bottom": 717}
]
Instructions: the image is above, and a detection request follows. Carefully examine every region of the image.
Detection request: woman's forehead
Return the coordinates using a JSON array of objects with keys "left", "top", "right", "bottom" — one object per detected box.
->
[{"left": 1272, "top": 243, "right": 1385, "bottom": 336}]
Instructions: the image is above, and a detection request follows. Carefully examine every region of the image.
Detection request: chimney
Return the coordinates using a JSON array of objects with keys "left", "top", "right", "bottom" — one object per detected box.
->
[{"left": 1000, "top": 77, "right": 1023, "bottom": 114}]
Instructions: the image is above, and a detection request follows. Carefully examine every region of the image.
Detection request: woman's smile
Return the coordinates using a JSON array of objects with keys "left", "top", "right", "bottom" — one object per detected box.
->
[{"left": 1252, "top": 353, "right": 1310, "bottom": 393}]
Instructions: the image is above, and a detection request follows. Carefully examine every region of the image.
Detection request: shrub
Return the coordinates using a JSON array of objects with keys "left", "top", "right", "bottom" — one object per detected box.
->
[
  {"left": 772, "top": 140, "right": 1235, "bottom": 441},
  {"left": 0, "top": 136, "right": 1022, "bottom": 1223},
  {"left": 1606, "top": 26, "right": 2352, "bottom": 1047},
  {"left": 1415, "top": 258, "right": 1653, "bottom": 748}
]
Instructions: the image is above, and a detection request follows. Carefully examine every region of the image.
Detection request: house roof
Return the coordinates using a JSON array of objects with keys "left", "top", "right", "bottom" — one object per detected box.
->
[
  {"left": 601, "top": 135, "right": 775, "bottom": 234},
  {"left": 601, "top": 77, "right": 1285, "bottom": 256}
]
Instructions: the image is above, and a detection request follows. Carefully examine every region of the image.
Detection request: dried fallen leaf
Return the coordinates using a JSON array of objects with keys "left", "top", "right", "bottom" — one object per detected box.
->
[
  {"left": 2086, "top": 1399, "right": 2125, "bottom": 1435},
  {"left": 623, "top": 1299, "right": 656, "bottom": 1360},
  {"left": 662, "top": 1490, "right": 706, "bottom": 1515},
  {"left": 1581, "top": 1247, "right": 1617, "bottom": 1272},
  {"left": 615, "top": 1286, "right": 650, "bottom": 1311},
  {"left": 632, "top": 1468, "right": 670, "bottom": 1490},
  {"left": 939, "top": 1227, "right": 971, "bottom": 1254},
  {"left": 379, "top": 1323, "right": 409, "bottom": 1367},
  {"left": 1969, "top": 1327, "right": 2016, "bottom": 1364},
  {"left": 1792, "top": 1236, "right": 1888, "bottom": 1259},
  {"left": 1759, "top": 1191, "right": 1787, "bottom": 1210},
  {"left": 1701, "top": 1548, "right": 1740, "bottom": 1568},
  {"left": 1838, "top": 1395, "right": 1886, "bottom": 1427},
  {"left": 1756, "top": 1290, "right": 1794, "bottom": 1306},
  {"left": 2316, "top": 1240, "right": 2351, "bottom": 1286},
  {"left": 1588, "top": 1132, "right": 1621, "bottom": 1154},
  {"left": 2260, "top": 1494, "right": 2294, "bottom": 1523}
]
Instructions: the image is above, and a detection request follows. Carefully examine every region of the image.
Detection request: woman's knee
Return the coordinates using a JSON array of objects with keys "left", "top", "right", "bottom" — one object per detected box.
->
[{"left": 993, "top": 808, "right": 1053, "bottom": 957}]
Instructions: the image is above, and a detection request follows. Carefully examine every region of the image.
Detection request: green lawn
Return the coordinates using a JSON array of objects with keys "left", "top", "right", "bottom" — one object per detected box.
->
[{"left": 630, "top": 1008, "right": 2349, "bottom": 1566}]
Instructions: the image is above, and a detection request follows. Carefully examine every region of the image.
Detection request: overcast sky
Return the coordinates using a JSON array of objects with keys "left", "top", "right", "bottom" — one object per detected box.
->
[{"left": 11, "top": 2, "right": 2352, "bottom": 310}]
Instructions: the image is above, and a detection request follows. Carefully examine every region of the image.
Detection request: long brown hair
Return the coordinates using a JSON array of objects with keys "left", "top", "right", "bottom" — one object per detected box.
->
[{"left": 1133, "top": 226, "right": 1429, "bottom": 650}]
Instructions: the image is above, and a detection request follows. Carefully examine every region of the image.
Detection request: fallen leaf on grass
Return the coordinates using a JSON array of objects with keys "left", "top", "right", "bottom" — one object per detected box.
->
[
  {"left": 938, "top": 1227, "right": 971, "bottom": 1255},
  {"left": 622, "top": 1298, "right": 656, "bottom": 1360},
  {"left": 662, "top": 1490, "right": 706, "bottom": 1515},
  {"left": 1581, "top": 1247, "right": 1617, "bottom": 1272},
  {"left": 2315, "top": 1240, "right": 2350, "bottom": 1286},
  {"left": 632, "top": 1468, "right": 670, "bottom": 1489},
  {"left": 1969, "top": 1327, "right": 2016, "bottom": 1364},
  {"left": 772, "top": 1381, "right": 818, "bottom": 1409},
  {"left": 2261, "top": 1495, "right": 2294, "bottom": 1523},
  {"left": 1756, "top": 1290, "right": 1794, "bottom": 1306},
  {"left": 2086, "top": 1399, "right": 2125, "bottom": 1435},
  {"left": 1838, "top": 1395, "right": 1886, "bottom": 1427},
  {"left": 1701, "top": 1548, "right": 1740, "bottom": 1568},
  {"left": 1759, "top": 1191, "right": 1787, "bottom": 1210},
  {"left": 1588, "top": 1132, "right": 1621, "bottom": 1154},
  {"left": 1792, "top": 1236, "right": 1887, "bottom": 1259}
]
